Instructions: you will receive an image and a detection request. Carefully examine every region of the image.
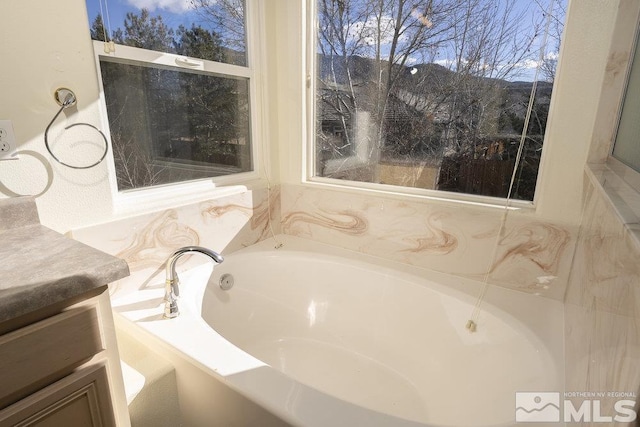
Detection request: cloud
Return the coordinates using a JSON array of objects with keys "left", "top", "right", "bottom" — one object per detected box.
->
[
  {"left": 545, "top": 52, "right": 559, "bottom": 61},
  {"left": 405, "top": 56, "right": 418, "bottom": 65},
  {"left": 434, "top": 58, "right": 456, "bottom": 68},
  {"left": 125, "top": 0, "right": 195, "bottom": 14},
  {"left": 512, "top": 52, "right": 559, "bottom": 71},
  {"left": 515, "top": 59, "right": 540, "bottom": 70},
  {"left": 347, "top": 15, "right": 403, "bottom": 47}
]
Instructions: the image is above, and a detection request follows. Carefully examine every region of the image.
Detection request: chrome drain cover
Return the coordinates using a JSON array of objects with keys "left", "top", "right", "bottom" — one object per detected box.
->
[{"left": 219, "top": 273, "right": 234, "bottom": 290}]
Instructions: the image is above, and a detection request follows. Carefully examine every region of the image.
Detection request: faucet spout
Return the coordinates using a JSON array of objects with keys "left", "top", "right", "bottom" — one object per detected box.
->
[{"left": 164, "top": 246, "right": 224, "bottom": 319}]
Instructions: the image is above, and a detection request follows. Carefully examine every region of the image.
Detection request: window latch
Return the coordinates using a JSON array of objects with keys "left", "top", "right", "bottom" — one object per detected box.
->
[{"left": 175, "top": 57, "right": 204, "bottom": 69}]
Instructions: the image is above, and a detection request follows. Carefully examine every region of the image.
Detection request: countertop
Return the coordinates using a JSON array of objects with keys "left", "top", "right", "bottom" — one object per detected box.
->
[{"left": 0, "top": 197, "right": 130, "bottom": 323}]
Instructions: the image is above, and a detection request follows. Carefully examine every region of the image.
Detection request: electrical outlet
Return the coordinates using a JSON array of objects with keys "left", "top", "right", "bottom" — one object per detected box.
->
[{"left": 0, "top": 120, "right": 19, "bottom": 160}]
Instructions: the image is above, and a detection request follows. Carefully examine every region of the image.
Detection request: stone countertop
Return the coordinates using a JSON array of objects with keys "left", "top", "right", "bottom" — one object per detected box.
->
[{"left": 0, "top": 198, "right": 130, "bottom": 323}]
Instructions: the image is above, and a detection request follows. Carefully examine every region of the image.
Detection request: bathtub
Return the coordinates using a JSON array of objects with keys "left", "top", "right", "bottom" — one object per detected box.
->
[{"left": 111, "top": 235, "right": 564, "bottom": 427}]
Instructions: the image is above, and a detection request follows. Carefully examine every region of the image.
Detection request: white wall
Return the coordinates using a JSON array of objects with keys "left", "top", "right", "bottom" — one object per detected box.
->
[{"left": 0, "top": 0, "right": 113, "bottom": 232}]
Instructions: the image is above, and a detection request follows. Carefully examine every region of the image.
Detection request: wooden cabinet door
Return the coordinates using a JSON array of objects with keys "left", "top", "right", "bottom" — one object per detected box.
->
[
  {"left": 0, "top": 364, "right": 116, "bottom": 427},
  {"left": 0, "top": 306, "right": 103, "bottom": 409}
]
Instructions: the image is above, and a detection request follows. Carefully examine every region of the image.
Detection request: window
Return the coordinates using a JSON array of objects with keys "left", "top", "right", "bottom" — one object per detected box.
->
[
  {"left": 311, "top": 0, "right": 566, "bottom": 202},
  {"left": 611, "top": 27, "right": 640, "bottom": 177},
  {"left": 87, "top": 0, "right": 255, "bottom": 191}
]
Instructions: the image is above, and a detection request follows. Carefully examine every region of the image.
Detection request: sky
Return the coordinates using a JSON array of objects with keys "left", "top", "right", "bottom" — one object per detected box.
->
[
  {"left": 86, "top": 0, "right": 566, "bottom": 82},
  {"left": 86, "top": 0, "right": 207, "bottom": 34}
]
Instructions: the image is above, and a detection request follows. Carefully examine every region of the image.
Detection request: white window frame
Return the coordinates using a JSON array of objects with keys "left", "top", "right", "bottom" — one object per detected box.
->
[
  {"left": 91, "top": 1, "right": 268, "bottom": 215},
  {"left": 303, "top": 0, "right": 554, "bottom": 210}
]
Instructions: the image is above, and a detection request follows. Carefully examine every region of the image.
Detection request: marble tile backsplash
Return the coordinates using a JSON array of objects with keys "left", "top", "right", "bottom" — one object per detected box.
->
[
  {"left": 280, "top": 184, "right": 575, "bottom": 300},
  {"left": 71, "top": 187, "right": 280, "bottom": 296},
  {"left": 71, "top": 181, "right": 576, "bottom": 301},
  {"left": 565, "top": 169, "right": 640, "bottom": 402}
]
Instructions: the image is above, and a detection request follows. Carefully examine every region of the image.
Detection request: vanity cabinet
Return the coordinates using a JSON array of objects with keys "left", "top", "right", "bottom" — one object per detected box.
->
[
  {"left": 0, "top": 289, "right": 130, "bottom": 427},
  {"left": 0, "top": 197, "right": 131, "bottom": 426}
]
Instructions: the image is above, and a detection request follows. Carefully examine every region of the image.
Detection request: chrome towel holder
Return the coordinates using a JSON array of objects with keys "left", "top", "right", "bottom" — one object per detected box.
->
[{"left": 44, "top": 88, "right": 109, "bottom": 170}]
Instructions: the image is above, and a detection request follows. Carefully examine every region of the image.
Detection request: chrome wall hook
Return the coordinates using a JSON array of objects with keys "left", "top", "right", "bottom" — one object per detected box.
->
[{"left": 54, "top": 88, "right": 77, "bottom": 108}]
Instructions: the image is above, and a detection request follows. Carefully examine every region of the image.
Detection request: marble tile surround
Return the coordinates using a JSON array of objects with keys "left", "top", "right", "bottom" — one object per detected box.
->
[
  {"left": 71, "top": 187, "right": 280, "bottom": 296},
  {"left": 68, "top": 167, "right": 640, "bottom": 415},
  {"left": 280, "top": 184, "right": 575, "bottom": 300},
  {"left": 71, "top": 181, "right": 576, "bottom": 301},
  {"left": 564, "top": 167, "right": 640, "bottom": 405}
]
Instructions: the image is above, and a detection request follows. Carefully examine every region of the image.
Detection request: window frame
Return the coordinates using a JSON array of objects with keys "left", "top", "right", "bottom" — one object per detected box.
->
[
  {"left": 91, "top": 1, "right": 267, "bottom": 213},
  {"left": 303, "top": 0, "right": 559, "bottom": 210}
]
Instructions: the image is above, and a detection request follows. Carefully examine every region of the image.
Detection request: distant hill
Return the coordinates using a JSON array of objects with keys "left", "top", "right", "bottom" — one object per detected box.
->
[
  {"left": 318, "top": 53, "right": 553, "bottom": 93},
  {"left": 317, "top": 53, "right": 554, "bottom": 129}
]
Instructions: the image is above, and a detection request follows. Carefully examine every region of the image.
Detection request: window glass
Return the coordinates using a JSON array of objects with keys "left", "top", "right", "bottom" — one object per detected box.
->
[
  {"left": 100, "top": 59, "right": 251, "bottom": 190},
  {"left": 612, "top": 30, "right": 640, "bottom": 174},
  {"left": 88, "top": 1, "right": 247, "bottom": 65},
  {"left": 87, "top": 1, "right": 252, "bottom": 191},
  {"left": 314, "top": 0, "right": 566, "bottom": 201}
]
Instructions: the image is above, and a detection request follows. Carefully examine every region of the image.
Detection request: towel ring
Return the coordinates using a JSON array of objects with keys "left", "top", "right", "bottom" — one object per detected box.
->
[{"left": 44, "top": 88, "right": 109, "bottom": 170}]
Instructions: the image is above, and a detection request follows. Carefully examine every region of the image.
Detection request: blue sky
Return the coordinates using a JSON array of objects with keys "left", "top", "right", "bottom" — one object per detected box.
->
[{"left": 86, "top": 0, "right": 208, "bottom": 33}]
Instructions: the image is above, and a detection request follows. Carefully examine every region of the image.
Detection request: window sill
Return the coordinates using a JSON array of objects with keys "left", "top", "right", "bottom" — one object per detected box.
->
[
  {"left": 112, "top": 173, "right": 263, "bottom": 218},
  {"left": 304, "top": 176, "right": 535, "bottom": 212},
  {"left": 587, "top": 162, "right": 640, "bottom": 247}
]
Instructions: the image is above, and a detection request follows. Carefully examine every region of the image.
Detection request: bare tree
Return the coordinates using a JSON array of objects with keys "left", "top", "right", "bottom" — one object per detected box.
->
[
  {"left": 316, "top": 0, "right": 551, "bottom": 197},
  {"left": 439, "top": 0, "right": 542, "bottom": 157},
  {"left": 317, "top": 0, "right": 458, "bottom": 179},
  {"left": 189, "top": 0, "right": 247, "bottom": 65},
  {"left": 537, "top": 0, "right": 566, "bottom": 83},
  {"left": 112, "top": 132, "right": 166, "bottom": 190}
]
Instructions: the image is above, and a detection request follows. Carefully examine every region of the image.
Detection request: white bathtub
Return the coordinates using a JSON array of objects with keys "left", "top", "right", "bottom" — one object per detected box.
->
[{"left": 112, "top": 235, "right": 564, "bottom": 427}]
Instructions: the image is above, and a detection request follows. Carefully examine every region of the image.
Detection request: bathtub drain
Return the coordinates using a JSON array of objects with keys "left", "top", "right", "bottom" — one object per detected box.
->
[{"left": 219, "top": 274, "right": 234, "bottom": 290}]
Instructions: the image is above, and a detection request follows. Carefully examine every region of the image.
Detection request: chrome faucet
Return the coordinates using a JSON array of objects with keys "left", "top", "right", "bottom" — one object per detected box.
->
[{"left": 164, "top": 246, "right": 224, "bottom": 319}]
